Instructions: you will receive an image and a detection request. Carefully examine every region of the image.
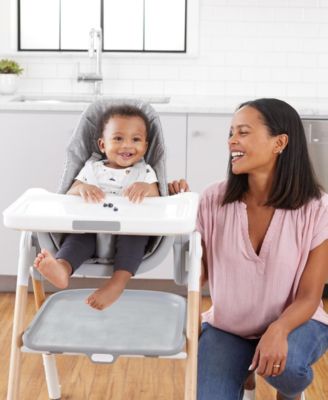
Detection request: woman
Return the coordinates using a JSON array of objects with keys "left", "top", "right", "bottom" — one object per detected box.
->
[{"left": 170, "top": 98, "right": 328, "bottom": 400}]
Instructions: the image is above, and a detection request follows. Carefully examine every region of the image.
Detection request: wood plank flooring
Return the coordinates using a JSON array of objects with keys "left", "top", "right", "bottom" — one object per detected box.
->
[{"left": 0, "top": 293, "right": 327, "bottom": 400}]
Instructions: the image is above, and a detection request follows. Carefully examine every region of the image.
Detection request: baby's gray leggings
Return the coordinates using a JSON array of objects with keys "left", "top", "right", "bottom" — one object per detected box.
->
[{"left": 56, "top": 233, "right": 149, "bottom": 275}]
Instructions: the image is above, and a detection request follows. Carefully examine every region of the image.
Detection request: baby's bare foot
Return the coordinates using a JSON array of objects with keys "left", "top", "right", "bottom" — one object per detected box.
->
[
  {"left": 86, "top": 280, "right": 124, "bottom": 310},
  {"left": 33, "top": 249, "right": 72, "bottom": 289}
]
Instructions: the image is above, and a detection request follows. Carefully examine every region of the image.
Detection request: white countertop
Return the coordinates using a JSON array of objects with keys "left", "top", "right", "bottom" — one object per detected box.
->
[{"left": 0, "top": 93, "right": 328, "bottom": 118}]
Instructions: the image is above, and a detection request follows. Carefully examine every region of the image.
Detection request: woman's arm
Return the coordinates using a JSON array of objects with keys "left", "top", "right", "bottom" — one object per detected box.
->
[
  {"left": 272, "top": 239, "right": 328, "bottom": 333},
  {"left": 251, "top": 239, "right": 328, "bottom": 377}
]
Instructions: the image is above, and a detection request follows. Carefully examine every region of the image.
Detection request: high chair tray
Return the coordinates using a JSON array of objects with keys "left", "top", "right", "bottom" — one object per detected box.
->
[
  {"left": 23, "top": 289, "right": 186, "bottom": 359},
  {"left": 3, "top": 188, "right": 199, "bottom": 235}
]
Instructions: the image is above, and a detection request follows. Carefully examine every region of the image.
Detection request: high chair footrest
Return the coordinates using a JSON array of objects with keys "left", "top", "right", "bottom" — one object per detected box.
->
[{"left": 23, "top": 289, "right": 186, "bottom": 358}]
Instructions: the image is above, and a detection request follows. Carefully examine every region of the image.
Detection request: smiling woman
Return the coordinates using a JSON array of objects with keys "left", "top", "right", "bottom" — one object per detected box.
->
[{"left": 188, "top": 98, "right": 328, "bottom": 400}]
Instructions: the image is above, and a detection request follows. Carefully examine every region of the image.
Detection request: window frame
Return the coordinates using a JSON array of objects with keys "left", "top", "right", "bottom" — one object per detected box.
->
[{"left": 17, "top": 0, "right": 188, "bottom": 53}]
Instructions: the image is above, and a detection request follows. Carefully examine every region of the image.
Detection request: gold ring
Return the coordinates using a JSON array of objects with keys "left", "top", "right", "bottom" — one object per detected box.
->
[{"left": 273, "top": 364, "right": 281, "bottom": 368}]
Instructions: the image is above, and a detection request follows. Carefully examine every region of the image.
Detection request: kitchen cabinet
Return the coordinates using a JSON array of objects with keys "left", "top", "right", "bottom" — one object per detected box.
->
[
  {"left": 159, "top": 113, "right": 186, "bottom": 182},
  {"left": 186, "top": 114, "right": 231, "bottom": 193},
  {"left": 0, "top": 111, "right": 80, "bottom": 276},
  {"left": 0, "top": 111, "right": 187, "bottom": 278}
]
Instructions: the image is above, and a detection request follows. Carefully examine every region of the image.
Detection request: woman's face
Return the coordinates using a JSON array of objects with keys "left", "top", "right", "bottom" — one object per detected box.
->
[{"left": 228, "top": 106, "right": 280, "bottom": 176}]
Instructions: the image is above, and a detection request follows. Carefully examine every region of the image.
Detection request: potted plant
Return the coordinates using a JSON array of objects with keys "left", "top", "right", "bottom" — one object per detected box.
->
[{"left": 0, "top": 59, "right": 24, "bottom": 95}]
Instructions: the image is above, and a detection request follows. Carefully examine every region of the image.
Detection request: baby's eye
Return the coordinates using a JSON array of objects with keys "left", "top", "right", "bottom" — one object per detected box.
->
[
  {"left": 133, "top": 137, "right": 142, "bottom": 142},
  {"left": 113, "top": 136, "right": 123, "bottom": 141}
]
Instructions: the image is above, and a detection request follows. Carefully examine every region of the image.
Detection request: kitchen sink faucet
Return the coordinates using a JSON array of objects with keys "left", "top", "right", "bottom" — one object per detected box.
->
[{"left": 77, "top": 28, "right": 103, "bottom": 95}]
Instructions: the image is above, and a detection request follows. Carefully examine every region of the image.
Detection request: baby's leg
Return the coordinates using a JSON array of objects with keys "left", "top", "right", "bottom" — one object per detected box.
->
[
  {"left": 34, "top": 233, "right": 96, "bottom": 289},
  {"left": 34, "top": 250, "right": 72, "bottom": 289},
  {"left": 86, "top": 235, "right": 149, "bottom": 310}
]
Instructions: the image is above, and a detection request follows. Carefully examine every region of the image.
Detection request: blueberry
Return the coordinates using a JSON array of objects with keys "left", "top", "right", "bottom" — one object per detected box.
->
[
  {"left": 103, "top": 203, "right": 108, "bottom": 207},
  {"left": 113, "top": 207, "right": 118, "bottom": 212},
  {"left": 108, "top": 203, "right": 113, "bottom": 208}
]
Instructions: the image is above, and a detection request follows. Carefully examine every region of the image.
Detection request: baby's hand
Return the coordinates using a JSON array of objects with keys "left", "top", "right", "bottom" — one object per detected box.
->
[
  {"left": 123, "top": 182, "right": 152, "bottom": 203},
  {"left": 78, "top": 183, "right": 105, "bottom": 203},
  {"left": 168, "top": 179, "right": 190, "bottom": 195}
]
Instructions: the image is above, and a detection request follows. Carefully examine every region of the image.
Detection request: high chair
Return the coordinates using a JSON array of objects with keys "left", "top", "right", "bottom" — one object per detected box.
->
[{"left": 3, "top": 99, "right": 202, "bottom": 400}]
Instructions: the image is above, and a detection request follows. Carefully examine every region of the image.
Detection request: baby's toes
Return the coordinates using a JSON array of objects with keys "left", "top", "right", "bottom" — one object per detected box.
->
[
  {"left": 34, "top": 256, "right": 42, "bottom": 267},
  {"left": 86, "top": 294, "right": 94, "bottom": 305}
]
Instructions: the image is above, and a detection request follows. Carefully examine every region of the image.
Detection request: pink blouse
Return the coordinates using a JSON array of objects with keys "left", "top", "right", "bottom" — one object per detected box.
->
[{"left": 197, "top": 181, "right": 328, "bottom": 339}]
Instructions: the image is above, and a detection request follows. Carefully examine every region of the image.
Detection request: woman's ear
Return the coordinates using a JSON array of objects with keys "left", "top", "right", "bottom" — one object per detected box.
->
[{"left": 274, "top": 133, "right": 288, "bottom": 154}]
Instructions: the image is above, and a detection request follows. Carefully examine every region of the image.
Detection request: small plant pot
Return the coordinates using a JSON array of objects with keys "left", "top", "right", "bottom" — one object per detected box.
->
[{"left": 0, "top": 74, "right": 19, "bottom": 95}]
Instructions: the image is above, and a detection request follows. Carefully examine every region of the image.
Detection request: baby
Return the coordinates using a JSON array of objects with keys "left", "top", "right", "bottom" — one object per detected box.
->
[{"left": 34, "top": 105, "right": 159, "bottom": 310}]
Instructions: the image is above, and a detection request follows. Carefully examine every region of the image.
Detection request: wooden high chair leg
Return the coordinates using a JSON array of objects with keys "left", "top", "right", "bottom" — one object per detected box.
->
[
  {"left": 7, "top": 232, "right": 32, "bottom": 400},
  {"left": 7, "top": 285, "right": 28, "bottom": 400},
  {"left": 32, "top": 277, "right": 46, "bottom": 309},
  {"left": 184, "top": 290, "right": 200, "bottom": 400},
  {"left": 184, "top": 231, "right": 202, "bottom": 400}
]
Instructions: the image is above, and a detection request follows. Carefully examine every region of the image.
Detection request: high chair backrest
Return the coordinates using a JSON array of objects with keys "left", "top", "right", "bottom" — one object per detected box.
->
[{"left": 42, "top": 98, "right": 171, "bottom": 272}]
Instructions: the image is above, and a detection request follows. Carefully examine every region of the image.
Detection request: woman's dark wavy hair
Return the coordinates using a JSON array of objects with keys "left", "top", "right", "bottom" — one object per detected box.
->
[{"left": 222, "top": 98, "right": 322, "bottom": 209}]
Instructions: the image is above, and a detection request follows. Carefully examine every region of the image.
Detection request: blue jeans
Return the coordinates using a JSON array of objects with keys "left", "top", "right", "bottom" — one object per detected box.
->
[{"left": 197, "top": 320, "right": 328, "bottom": 400}]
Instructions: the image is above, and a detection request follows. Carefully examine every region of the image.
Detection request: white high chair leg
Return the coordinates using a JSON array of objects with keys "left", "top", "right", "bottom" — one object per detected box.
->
[
  {"left": 43, "top": 354, "right": 61, "bottom": 399},
  {"left": 243, "top": 389, "right": 256, "bottom": 400},
  {"left": 7, "top": 232, "right": 33, "bottom": 400}
]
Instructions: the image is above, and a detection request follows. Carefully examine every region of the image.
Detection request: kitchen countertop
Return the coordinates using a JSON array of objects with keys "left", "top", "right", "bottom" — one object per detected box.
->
[{"left": 0, "top": 93, "right": 328, "bottom": 118}]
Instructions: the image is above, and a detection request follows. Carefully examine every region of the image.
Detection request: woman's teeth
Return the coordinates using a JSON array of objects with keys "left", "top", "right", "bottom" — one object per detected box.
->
[{"left": 231, "top": 151, "right": 245, "bottom": 160}]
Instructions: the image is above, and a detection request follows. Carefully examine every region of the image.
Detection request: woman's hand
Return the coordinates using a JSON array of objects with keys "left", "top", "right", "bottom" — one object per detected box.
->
[
  {"left": 123, "top": 182, "right": 158, "bottom": 203},
  {"left": 168, "top": 179, "right": 190, "bottom": 195},
  {"left": 249, "top": 322, "right": 288, "bottom": 377}
]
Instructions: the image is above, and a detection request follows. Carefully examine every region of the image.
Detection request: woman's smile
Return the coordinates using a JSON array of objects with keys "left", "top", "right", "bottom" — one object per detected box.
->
[{"left": 231, "top": 151, "right": 245, "bottom": 163}]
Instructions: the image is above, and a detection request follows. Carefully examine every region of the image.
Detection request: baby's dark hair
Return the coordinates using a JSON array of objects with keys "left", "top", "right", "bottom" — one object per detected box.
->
[{"left": 99, "top": 104, "right": 150, "bottom": 139}]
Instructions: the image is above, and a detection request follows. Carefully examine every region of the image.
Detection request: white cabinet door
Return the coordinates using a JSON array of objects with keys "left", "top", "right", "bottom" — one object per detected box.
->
[
  {"left": 187, "top": 114, "right": 231, "bottom": 194},
  {"left": 0, "top": 111, "right": 80, "bottom": 276},
  {"left": 159, "top": 113, "right": 186, "bottom": 182}
]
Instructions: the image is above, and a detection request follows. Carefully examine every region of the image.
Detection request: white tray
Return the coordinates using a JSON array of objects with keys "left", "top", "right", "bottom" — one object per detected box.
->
[{"left": 3, "top": 188, "right": 199, "bottom": 235}]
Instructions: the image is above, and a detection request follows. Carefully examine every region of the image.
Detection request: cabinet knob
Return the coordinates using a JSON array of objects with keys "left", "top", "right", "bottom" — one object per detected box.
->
[{"left": 192, "top": 130, "right": 203, "bottom": 137}]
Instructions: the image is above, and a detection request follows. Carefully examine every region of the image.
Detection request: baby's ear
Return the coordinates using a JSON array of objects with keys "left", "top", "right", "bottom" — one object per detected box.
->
[{"left": 97, "top": 137, "right": 105, "bottom": 153}]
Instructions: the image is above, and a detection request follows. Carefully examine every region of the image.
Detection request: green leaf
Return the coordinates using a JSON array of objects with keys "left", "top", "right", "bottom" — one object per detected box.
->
[{"left": 0, "top": 59, "right": 24, "bottom": 75}]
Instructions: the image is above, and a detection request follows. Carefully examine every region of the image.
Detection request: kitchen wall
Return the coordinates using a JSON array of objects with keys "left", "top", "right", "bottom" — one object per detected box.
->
[{"left": 1, "top": 0, "right": 328, "bottom": 102}]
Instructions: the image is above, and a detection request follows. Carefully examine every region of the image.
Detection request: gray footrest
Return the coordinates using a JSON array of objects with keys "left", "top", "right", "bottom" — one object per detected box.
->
[{"left": 23, "top": 289, "right": 186, "bottom": 361}]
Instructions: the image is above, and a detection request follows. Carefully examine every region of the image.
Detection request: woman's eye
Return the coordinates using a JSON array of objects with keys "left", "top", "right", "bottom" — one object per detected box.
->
[{"left": 240, "top": 131, "right": 248, "bottom": 136}]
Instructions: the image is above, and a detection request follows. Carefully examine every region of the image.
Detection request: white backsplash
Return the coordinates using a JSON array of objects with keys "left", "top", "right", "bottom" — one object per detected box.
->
[{"left": 2, "top": 0, "right": 328, "bottom": 102}]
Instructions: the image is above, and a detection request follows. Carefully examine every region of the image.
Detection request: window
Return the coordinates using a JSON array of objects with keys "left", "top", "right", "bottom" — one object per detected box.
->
[{"left": 18, "top": 0, "right": 187, "bottom": 52}]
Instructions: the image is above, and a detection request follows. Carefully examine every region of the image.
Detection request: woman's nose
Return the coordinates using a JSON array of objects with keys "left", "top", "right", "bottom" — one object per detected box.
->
[{"left": 228, "top": 133, "right": 238, "bottom": 145}]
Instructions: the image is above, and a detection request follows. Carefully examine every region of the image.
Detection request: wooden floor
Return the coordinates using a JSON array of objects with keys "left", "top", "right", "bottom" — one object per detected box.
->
[{"left": 0, "top": 293, "right": 327, "bottom": 400}]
